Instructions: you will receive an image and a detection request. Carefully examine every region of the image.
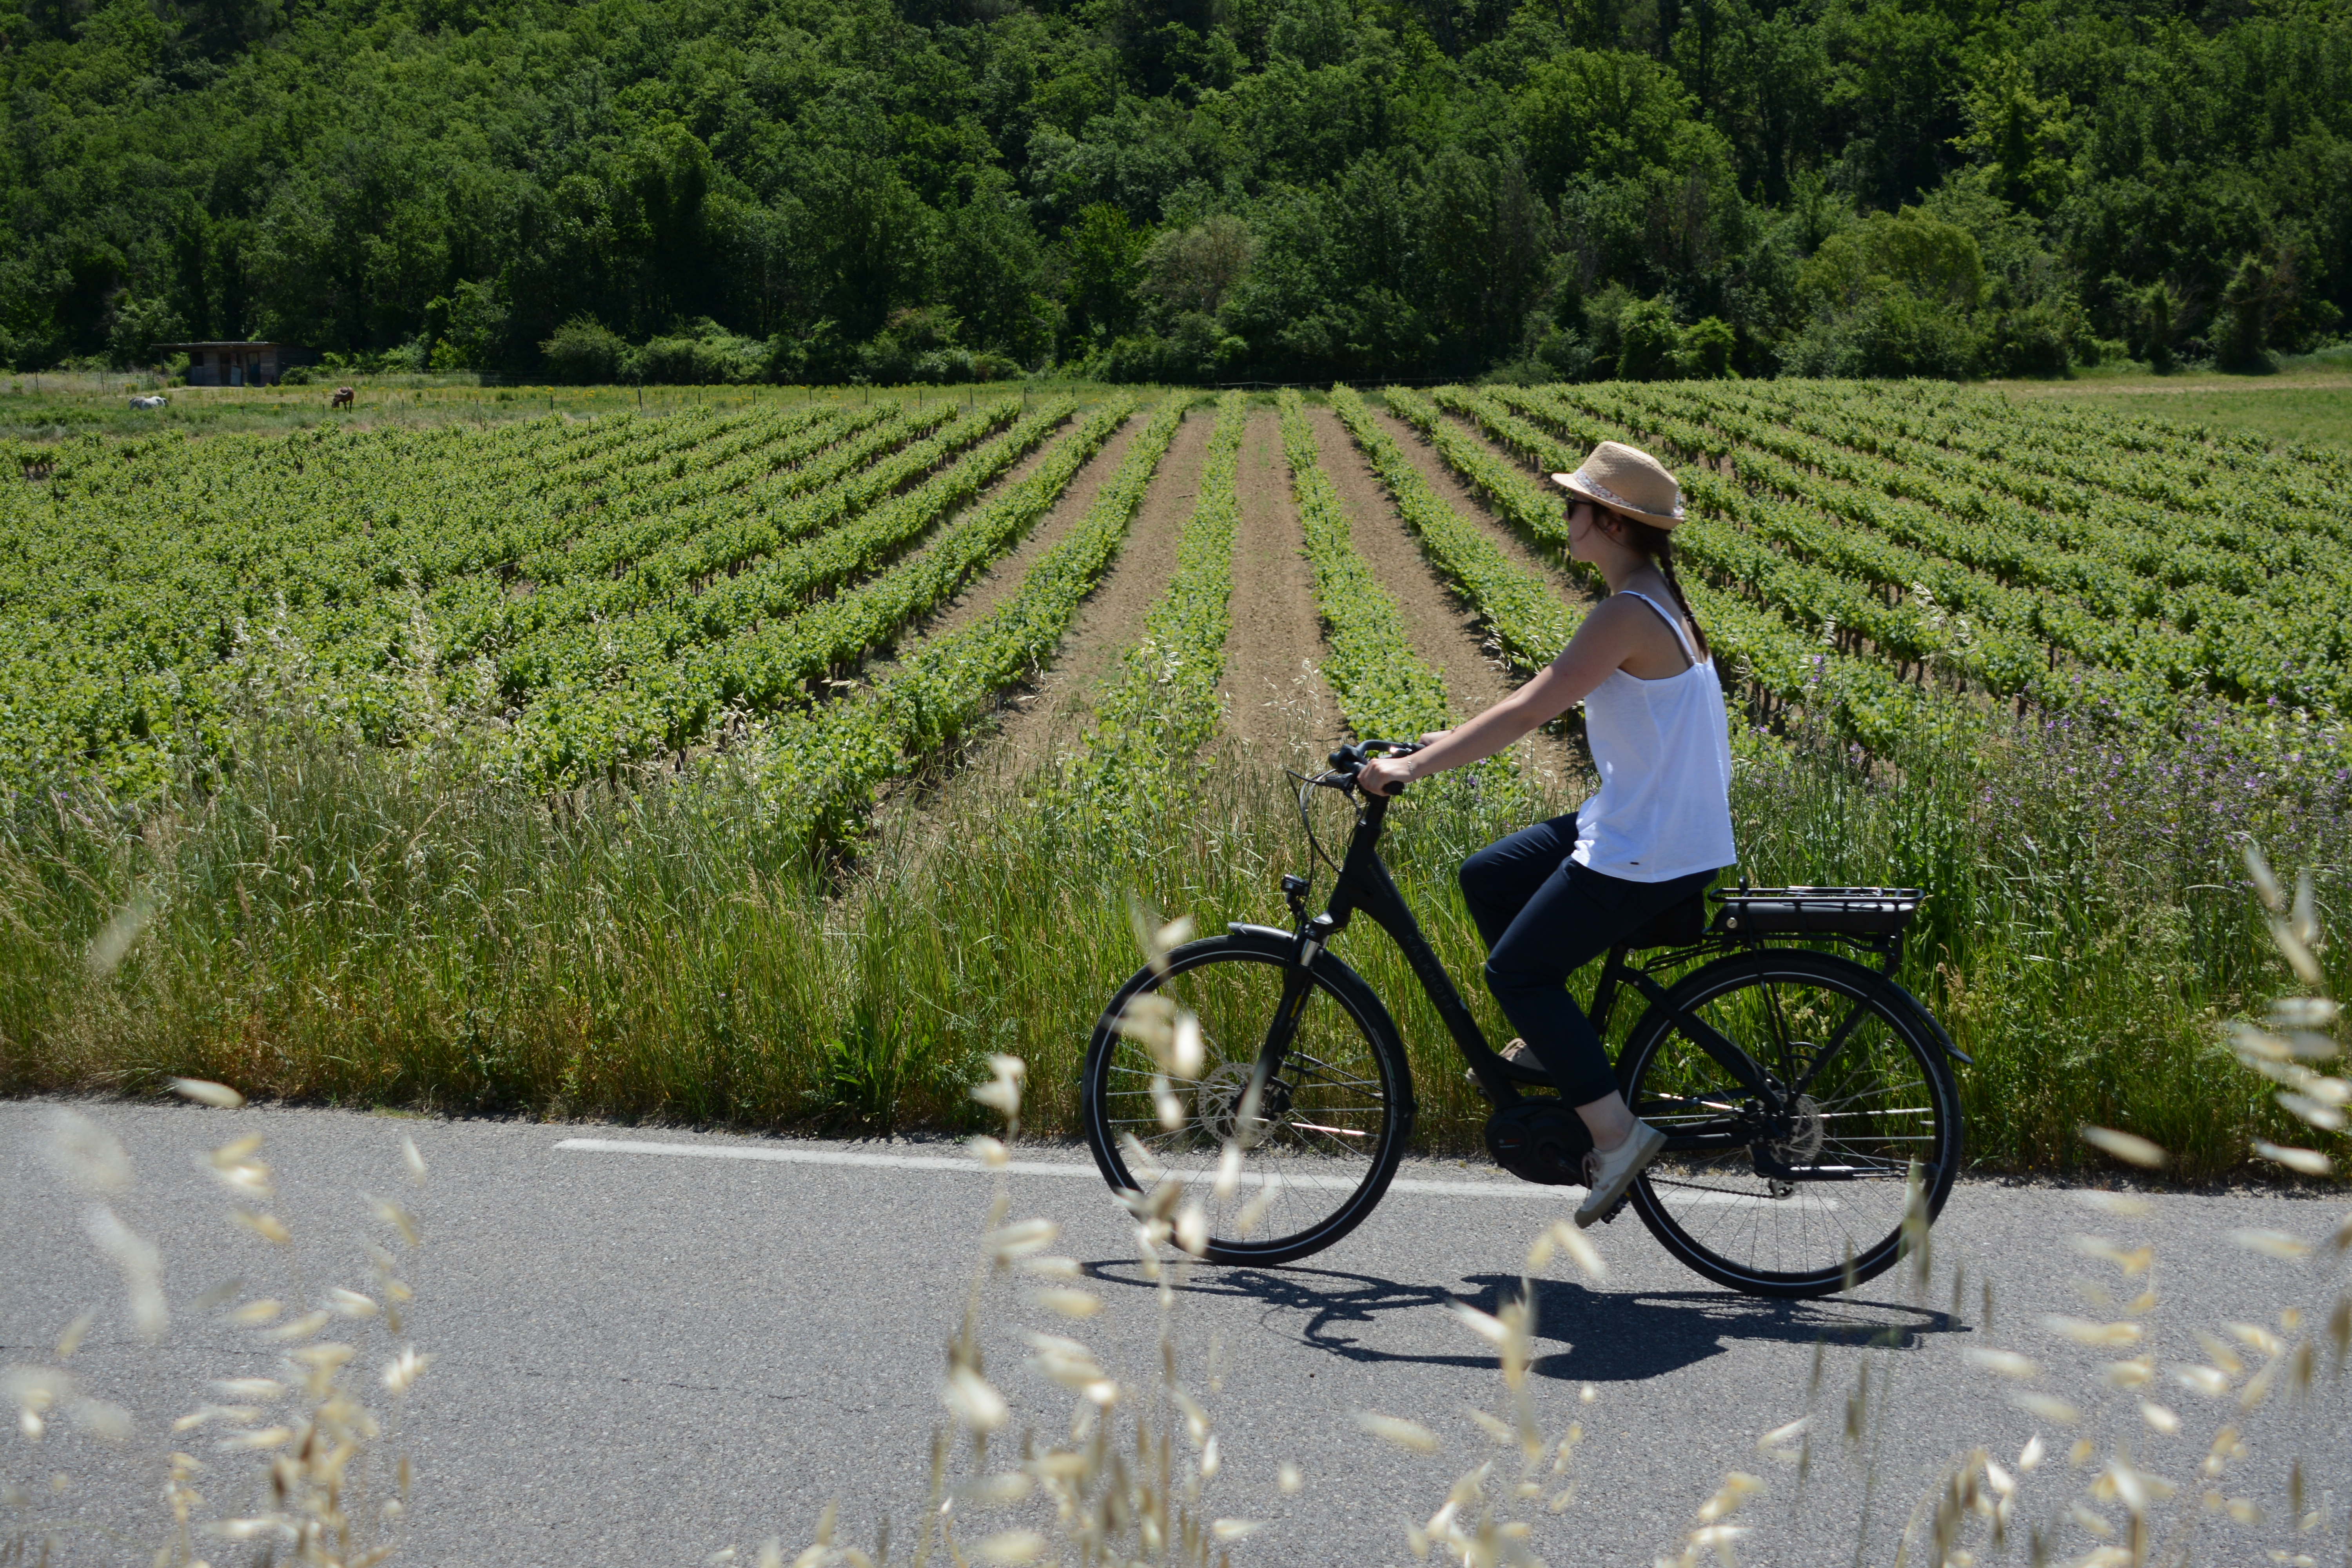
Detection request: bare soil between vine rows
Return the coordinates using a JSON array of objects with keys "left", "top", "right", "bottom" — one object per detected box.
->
[
  {"left": 918, "top": 407, "right": 1144, "bottom": 645},
  {"left": 1218, "top": 407, "right": 1339, "bottom": 766},
  {"left": 1307, "top": 405, "right": 1580, "bottom": 782},
  {"left": 970, "top": 402, "right": 1215, "bottom": 775}
]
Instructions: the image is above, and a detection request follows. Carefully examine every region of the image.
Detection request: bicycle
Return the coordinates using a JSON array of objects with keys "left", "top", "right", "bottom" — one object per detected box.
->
[{"left": 1080, "top": 739, "right": 1969, "bottom": 1299}]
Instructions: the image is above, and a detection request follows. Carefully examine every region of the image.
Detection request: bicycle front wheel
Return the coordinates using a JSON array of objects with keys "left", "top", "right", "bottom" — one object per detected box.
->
[
  {"left": 1620, "top": 949, "right": 1963, "bottom": 1299},
  {"left": 1080, "top": 932, "right": 1415, "bottom": 1267}
]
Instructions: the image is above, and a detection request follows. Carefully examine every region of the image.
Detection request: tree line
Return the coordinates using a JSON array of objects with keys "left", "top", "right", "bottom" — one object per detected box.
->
[{"left": 2, "top": 0, "right": 2346, "bottom": 385}]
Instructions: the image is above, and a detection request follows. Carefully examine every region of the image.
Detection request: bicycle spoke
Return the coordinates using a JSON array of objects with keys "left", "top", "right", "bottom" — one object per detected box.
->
[
  {"left": 1788, "top": 995, "right": 1872, "bottom": 1097},
  {"left": 1754, "top": 976, "right": 1804, "bottom": 1084},
  {"left": 1284, "top": 1053, "right": 1383, "bottom": 1093}
]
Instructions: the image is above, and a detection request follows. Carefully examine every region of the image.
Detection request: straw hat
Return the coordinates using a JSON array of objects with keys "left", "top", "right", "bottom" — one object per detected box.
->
[{"left": 1550, "top": 441, "right": 1685, "bottom": 530}]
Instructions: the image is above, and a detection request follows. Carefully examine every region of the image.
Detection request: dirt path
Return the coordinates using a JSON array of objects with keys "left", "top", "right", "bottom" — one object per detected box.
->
[
  {"left": 845, "top": 410, "right": 1139, "bottom": 799},
  {"left": 809, "top": 406, "right": 1099, "bottom": 655},
  {"left": 1379, "top": 404, "right": 1596, "bottom": 612},
  {"left": 859, "top": 407, "right": 1161, "bottom": 841},
  {"left": 933, "top": 402, "right": 1214, "bottom": 779},
  {"left": 981, "top": 404, "right": 1212, "bottom": 774},
  {"left": 1218, "top": 407, "right": 1339, "bottom": 766},
  {"left": 1306, "top": 407, "right": 1579, "bottom": 782},
  {"left": 918, "top": 410, "right": 1143, "bottom": 643},
  {"left": 986, "top": 403, "right": 1089, "bottom": 490}
]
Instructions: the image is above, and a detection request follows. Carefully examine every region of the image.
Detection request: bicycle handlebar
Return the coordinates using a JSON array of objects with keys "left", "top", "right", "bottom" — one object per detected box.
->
[{"left": 1320, "top": 739, "right": 1424, "bottom": 795}]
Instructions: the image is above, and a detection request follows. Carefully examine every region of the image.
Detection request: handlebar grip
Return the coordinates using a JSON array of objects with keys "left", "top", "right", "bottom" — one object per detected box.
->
[
  {"left": 1330, "top": 739, "right": 1421, "bottom": 767},
  {"left": 1324, "top": 739, "right": 1419, "bottom": 796}
]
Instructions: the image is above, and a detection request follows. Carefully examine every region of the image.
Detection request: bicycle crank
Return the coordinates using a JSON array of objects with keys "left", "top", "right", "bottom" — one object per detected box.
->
[{"left": 1484, "top": 1099, "right": 1595, "bottom": 1188}]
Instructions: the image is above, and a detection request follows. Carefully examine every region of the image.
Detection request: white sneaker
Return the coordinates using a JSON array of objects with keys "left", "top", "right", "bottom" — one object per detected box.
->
[{"left": 1575, "top": 1119, "right": 1666, "bottom": 1228}]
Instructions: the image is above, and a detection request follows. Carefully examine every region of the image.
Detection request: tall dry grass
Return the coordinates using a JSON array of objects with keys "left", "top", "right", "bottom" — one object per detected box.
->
[
  {"left": 698, "top": 950, "right": 1289, "bottom": 1568},
  {"left": 1, "top": 680, "right": 2345, "bottom": 1176}
]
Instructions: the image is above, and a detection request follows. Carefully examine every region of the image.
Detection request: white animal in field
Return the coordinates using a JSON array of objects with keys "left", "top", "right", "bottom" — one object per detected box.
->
[{"left": 128, "top": 394, "right": 167, "bottom": 409}]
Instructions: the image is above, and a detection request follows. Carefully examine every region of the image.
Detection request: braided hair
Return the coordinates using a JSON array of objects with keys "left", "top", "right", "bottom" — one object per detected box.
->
[{"left": 1595, "top": 505, "right": 1710, "bottom": 660}]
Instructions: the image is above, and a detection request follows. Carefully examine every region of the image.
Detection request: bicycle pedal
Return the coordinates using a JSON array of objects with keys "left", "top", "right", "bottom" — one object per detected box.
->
[{"left": 1600, "top": 1194, "right": 1632, "bottom": 1224}]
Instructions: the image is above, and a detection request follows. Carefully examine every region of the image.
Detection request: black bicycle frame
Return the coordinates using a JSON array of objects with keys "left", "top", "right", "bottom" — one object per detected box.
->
[{"left": 1260, "top": 793, "right": 1789, "bottom": 1139}]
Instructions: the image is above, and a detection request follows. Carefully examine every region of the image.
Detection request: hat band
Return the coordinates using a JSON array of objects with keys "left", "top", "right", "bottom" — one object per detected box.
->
[{"left": 1574, "top": 468, "right": 1684, "bottom": 521}]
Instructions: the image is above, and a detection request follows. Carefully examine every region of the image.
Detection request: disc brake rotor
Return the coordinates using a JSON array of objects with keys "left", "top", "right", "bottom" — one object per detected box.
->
[
  {"left": 1195, "top": 1063, "right": 1250, "bottom": 1146},
  {"left": 1764, "top": 1092, "right": 1827, "bottom": 1199},
  {"left": 1196, "top": 1062, "right": 1292, "bottom": 1147}
]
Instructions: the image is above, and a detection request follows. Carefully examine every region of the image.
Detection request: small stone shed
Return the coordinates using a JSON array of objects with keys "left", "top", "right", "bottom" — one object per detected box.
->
[{"left": 156, "top": 341, "right": 323, "bottom": 387}]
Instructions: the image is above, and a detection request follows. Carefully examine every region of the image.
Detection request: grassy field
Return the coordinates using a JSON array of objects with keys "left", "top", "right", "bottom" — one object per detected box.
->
[
  {"left": 0, "top": 372, "right": 1122, "bottom": 445},
  {"left": 17, "top": 357, "right": 2349, "bottom": 449},
  {"left": 2, "top": 379, "right": 2346, "bottom": 1182},
  {"left": 1990, "top": 346, "right": 2352, "bottom": 449},
  {"left": 0, "top": 707, "right": 2333, "bottom": 1182}
]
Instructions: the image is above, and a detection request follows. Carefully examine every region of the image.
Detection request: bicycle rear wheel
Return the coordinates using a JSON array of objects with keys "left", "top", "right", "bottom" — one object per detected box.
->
[
  {"left": 1080, "top": 932, "right": 1414, "bottom": 1266},
  {"left": 1619, "top": 949, "right": 1962, "bottom": 1299}
]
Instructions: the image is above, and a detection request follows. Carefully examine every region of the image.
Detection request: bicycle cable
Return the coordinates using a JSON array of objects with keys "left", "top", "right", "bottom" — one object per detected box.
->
[
  {"left": 1284, "top": 768, "right": 1348, "bottom": 881},
  {"left": 1287, "top": 740, "right": 1411, "bottom": 887}
]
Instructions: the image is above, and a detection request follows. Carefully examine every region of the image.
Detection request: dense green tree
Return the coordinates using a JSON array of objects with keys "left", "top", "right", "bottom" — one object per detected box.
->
[
  {"left": 1955, "top": 54, "right": 2073, "bottom": 218},
  {"left": 1614, "top": 294, "right": 1682, "bottom": 379},
  {"left": 0, "top": 0, "right": 2343, "bottom": 380},
  {"left": 1682, "top": 314, "right": 1733, "bottom": 377},
  {"left": 542, "top": 317, "right": 626, "bottom": 383},
  {"left": 1515, "top": 47, "right": 1691, "bottom": 191}
]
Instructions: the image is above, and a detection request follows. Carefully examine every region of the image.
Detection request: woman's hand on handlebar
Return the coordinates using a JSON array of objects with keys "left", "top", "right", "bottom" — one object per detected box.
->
[{"left": 1355, "top": 731, "right": 1448, "bottom": 796}]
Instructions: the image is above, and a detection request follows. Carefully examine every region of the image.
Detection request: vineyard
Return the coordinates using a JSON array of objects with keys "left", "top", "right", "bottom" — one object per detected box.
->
[{"left": 2, "top": 383, "right": 2348, "bottom": 1178}]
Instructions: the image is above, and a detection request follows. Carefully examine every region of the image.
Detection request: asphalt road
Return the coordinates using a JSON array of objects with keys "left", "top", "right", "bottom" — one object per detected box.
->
[{"left": 3, "top": 1099, "right": 2346, "bottom": 1567}]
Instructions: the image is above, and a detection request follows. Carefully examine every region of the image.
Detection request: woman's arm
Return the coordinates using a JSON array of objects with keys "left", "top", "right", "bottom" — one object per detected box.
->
[{"left": 1358, "top": 599, "right": 1650, "bottom": 795}]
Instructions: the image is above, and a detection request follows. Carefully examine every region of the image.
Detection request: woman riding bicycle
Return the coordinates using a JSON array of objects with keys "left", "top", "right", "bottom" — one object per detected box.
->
[{"left": 1356, "top": 441, "right": 1735, "bottom": 1229}]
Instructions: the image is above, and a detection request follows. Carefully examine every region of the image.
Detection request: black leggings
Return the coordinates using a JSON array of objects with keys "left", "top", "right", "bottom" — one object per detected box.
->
[{"left": 1458, "top": 813, "right": 1719, "bottom": 1105}]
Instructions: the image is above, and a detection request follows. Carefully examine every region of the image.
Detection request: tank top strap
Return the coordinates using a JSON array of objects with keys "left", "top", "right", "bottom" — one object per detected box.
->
[{"left": 1616, "top": 590, "right": 1699, "bottom": 666}]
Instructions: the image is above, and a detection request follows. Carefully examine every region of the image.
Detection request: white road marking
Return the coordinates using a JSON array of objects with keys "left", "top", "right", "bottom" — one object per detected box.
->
[
  {"left": 553, "top": 1137, "right": 1828, "bottom": 1205},
  {"left": 555, "top": 1136, "right": 1547, "bottom": 1195},
  {"left": 557, "top": 1136, "right": 1107, "bottom": 1181}
]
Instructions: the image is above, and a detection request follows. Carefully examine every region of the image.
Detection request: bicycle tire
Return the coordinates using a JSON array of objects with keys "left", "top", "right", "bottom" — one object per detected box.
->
[
  {"left": 1081, "top": 932, "right": 1416, "bottom": 1266},
  {"left": 1618, "top": 948, "right": 1963, "bottom": 1299}
]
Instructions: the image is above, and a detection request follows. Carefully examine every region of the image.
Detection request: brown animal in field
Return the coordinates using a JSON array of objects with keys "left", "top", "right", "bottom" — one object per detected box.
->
[{"left": 329, "top": 386, "right": 356, "bottom": 409}]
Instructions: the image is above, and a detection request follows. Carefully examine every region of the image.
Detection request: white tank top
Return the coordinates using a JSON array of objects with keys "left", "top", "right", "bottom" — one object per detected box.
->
[{"left": 1571, "top": 591, "right": 1737, "bottom": 884}]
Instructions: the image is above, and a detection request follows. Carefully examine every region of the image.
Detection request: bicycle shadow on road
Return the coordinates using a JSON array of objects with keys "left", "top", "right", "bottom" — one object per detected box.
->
[
  {"left": 1463, "top": 1272, "right": 1960, "bottom": 1383},
  {"left": 1089, "top": 1261, "right": 1958, "bottom": 1383}
]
